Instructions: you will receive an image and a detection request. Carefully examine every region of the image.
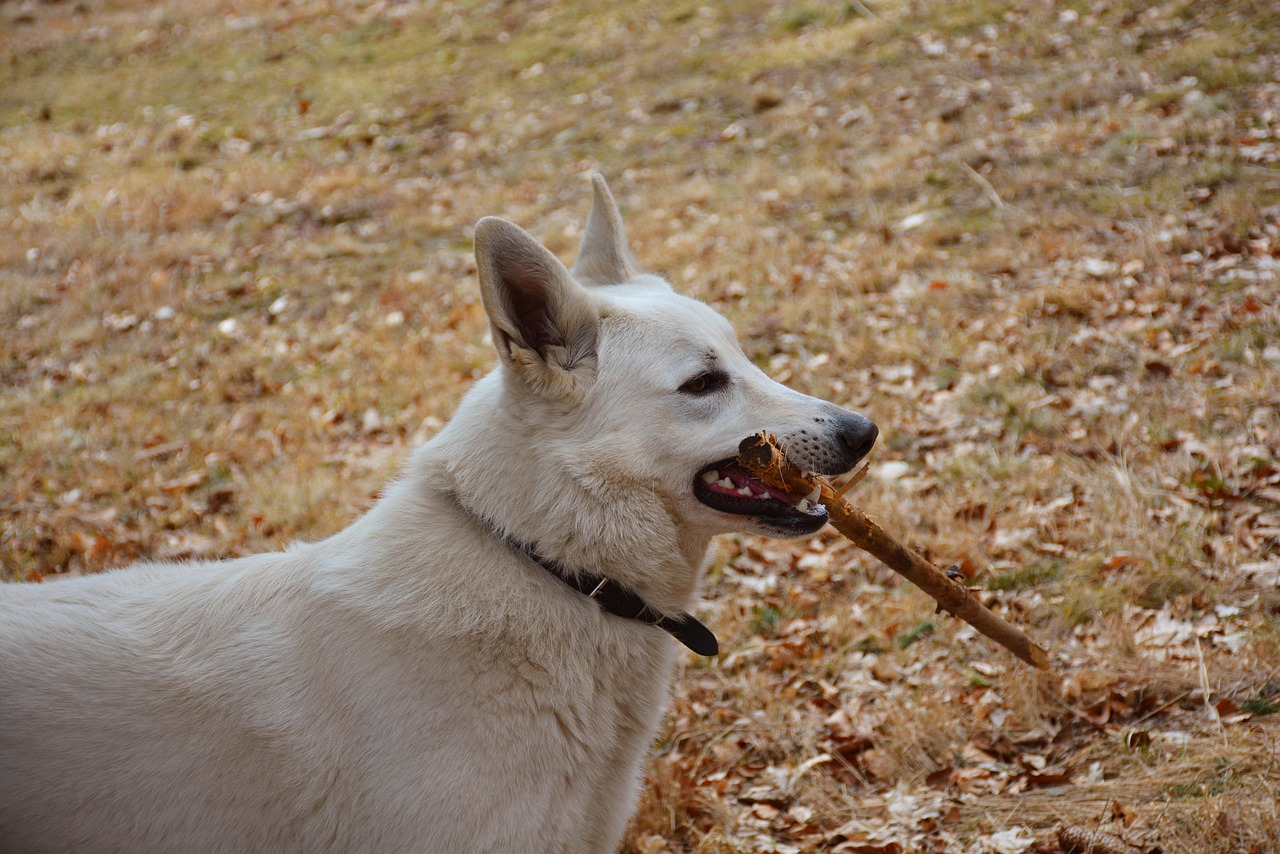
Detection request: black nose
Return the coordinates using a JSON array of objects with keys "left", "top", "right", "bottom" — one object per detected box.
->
[{"left": 838, "top": 412, "right": 878, "bottom": 465}]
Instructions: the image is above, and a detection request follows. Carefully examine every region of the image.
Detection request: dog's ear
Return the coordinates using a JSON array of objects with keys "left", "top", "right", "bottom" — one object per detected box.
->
[
  {"left": 475, "top": 216, "right": 598, "bottom": 401},
  {"left": 569, "top": 173, "right": 638, "bottom": 286}
]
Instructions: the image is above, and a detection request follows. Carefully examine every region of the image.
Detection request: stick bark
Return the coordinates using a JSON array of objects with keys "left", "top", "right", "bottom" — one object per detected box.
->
[{"left": 737, "top": 433, "right": 1050, "bottom": 670}]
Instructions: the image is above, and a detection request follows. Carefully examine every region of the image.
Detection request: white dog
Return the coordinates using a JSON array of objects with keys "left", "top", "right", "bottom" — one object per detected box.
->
[{"left": 0, "top": 175, "right": 877, "bottom": 853}]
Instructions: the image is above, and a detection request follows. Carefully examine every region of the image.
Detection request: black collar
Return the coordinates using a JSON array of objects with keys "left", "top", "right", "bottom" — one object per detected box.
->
[{"left": 510, "top": 539, "right": 718, "bottom": 658}]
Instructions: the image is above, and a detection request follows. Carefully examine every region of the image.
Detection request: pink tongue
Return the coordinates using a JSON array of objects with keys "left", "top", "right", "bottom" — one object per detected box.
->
[{"left": 726, "top": 467, "right": 797, "bottom": 502}]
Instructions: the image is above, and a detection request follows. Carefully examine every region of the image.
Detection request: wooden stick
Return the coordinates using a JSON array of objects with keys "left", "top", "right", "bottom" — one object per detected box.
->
[{"left": 737, "top": 432, "right": 1051, "bottom": 670}]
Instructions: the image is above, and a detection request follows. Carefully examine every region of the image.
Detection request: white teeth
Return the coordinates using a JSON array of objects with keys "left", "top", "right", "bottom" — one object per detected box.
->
[
  {"left": 806, "top": 486, "right": 822, "bottom": 503},
  {"left": 718, "top": 477, "right": 734, "bottom": 489},
  {"left": 700, "top": 470, "right": 719, "bottom": 484},
  {"left": 736, "top": 486, "right": 754, "bottom": 497},
  {"left": 797, "top": 498, "right": 810, "bottom": 513}
]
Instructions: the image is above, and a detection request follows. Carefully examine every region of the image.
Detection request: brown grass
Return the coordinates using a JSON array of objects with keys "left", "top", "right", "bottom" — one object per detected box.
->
[{"left": 4, "top": 0, "right": 1280, "bottom": 850}]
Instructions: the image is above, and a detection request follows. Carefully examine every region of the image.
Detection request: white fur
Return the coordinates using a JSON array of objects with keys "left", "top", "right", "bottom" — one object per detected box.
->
[{"left": 0, "top": 175, "right": 875, "bottom": 853}]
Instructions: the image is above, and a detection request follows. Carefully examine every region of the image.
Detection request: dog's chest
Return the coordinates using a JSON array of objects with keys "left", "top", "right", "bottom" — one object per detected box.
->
[
  {"left": 496, "top": 620, "right": 675, "bottom": 749},
  {"left": 373, "top": 622, "right": 680, "bottom": 854}
]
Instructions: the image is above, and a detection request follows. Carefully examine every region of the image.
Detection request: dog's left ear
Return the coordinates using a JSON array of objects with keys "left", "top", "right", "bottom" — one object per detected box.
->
[
  {"left": 475, "top": 216, "right": 598, "bottom": 402},
  {"left": 570, "top": 173, "right": 638, "bottom": 286}
]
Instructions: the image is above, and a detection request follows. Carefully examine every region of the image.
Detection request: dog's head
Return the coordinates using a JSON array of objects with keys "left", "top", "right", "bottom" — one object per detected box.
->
[{"left": 473, "top": 175, "right": 877, "bottom": 545}]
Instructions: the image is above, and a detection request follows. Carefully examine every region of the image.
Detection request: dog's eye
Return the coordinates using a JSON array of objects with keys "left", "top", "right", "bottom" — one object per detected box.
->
[{"left": 680, "top": 372, "right": 727, "bottom": 395}]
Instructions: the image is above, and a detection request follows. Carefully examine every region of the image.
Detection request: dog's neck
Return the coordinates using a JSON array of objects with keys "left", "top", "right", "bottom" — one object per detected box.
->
[
  {"left": 442, "top": 488, "right": 717, "bottom": 656},
  {"left": 411, "top": 371, "right": 712, "bottom": 616}
]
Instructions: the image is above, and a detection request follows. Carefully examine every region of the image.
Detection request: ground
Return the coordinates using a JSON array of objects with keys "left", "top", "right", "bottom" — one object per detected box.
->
[{"left": 3, "top": 0, "right": 1279, "bottom": 851}]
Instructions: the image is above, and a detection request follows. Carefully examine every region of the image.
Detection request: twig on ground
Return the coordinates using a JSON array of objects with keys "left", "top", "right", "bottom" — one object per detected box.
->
[
  {"left": 1195, "top": 636, "right": 1228, "bottom": 747},
  {"left": 846, "top": 0, "right": 881, "bottom": 20},
  {"left": 959, "top": 160, "right": 1005, "bottom": 209}
]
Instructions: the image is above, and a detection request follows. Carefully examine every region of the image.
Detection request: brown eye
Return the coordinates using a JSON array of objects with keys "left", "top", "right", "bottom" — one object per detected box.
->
[{"left": 680, "top": 372, "right": 727, "bottom": 395}]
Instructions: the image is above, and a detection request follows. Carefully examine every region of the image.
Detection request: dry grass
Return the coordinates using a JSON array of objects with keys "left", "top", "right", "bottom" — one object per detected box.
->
[{"left": 4, "top": 0, "right": 1280, "bottom": 850}]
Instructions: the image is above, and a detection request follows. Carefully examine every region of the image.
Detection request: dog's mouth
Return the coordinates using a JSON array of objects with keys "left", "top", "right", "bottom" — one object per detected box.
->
[{"left": 693, "top": 459, "right": 828, "bottom": 535}]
